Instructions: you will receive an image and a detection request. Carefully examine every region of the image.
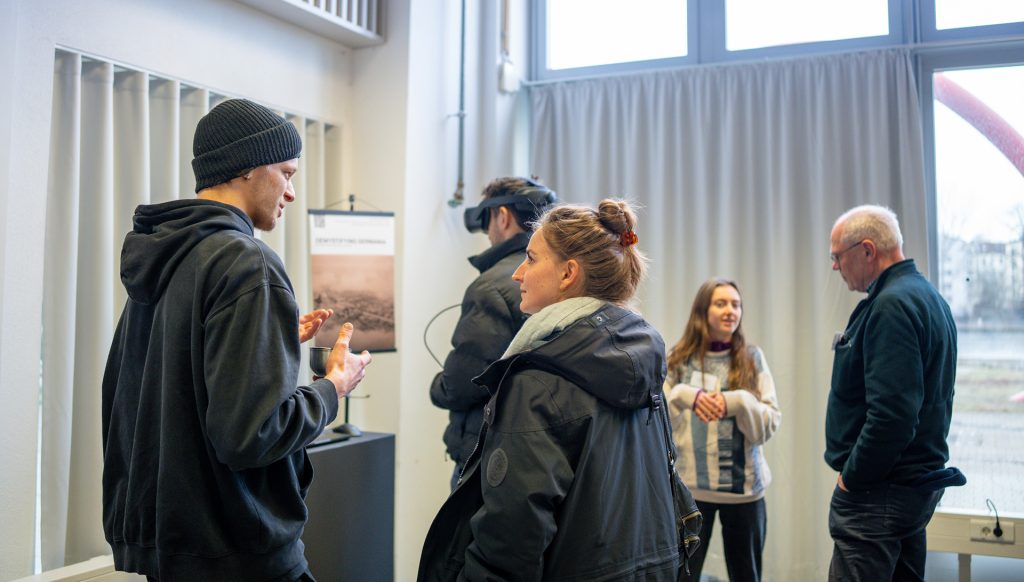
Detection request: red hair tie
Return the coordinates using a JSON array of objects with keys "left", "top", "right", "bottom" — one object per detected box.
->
[{"left": 619, "top": 231, "right": 638, "bottom": 247}]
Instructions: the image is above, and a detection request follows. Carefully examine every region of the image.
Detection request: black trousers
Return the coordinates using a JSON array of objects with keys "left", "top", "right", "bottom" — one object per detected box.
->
[
  {"left": 828, "top": 483, "right": 942, "bottom": 582},
  {"left": 683, "top": 498, "right": 766, "bottom": 582}
]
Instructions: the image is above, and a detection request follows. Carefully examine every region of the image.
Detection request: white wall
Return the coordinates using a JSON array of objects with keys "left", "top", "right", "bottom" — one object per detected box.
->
[
  {"left": 351, "top": 0, "right": 530, "bottom": 577},
  {"left": 346, "top": 0, "right": 455, "bottom": 577},
  {"left": 1, "top": 1, "right": 53, "bottom": 576}
]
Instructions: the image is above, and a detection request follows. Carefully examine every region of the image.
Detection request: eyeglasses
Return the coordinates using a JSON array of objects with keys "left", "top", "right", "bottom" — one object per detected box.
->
[{"left": 830, "top": 240, "right": 865, "bottom": 264}]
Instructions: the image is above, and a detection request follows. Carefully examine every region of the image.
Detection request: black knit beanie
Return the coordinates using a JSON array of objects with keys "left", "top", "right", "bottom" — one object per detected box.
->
[{"left": 191, "top": 99, "right": 302, "bottom": 192}]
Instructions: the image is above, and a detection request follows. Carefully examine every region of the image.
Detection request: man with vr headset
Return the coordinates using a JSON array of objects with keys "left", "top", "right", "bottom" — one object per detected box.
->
[{"left": 430, "top": 176, "right": 557, "bottom": 489}]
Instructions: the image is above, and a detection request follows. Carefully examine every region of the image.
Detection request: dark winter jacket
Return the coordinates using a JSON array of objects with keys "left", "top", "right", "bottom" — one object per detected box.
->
[
  {"left": 430, "top": 233, "right": 529, "bottom": 465},
  {"left": 419, "top": 303, "right": 682, "bottom": 581},
  {"left": 825, "top": 259, "right": 958, "bottom": 491},
  {"left": 102, "top": 199, "right": 339, "bottom": 581}
]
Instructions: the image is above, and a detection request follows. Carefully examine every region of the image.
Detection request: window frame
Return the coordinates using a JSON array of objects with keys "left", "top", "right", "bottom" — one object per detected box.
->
[
  {"left": 530, "top": 0, "right": 698, "bottom": 81},
  {"left": 919, "top": 0, "right": 1024, "bottom": 43},
  {"left": 919, "top": 42, "right": 1024, "bottom": 548},
  {"left": 918, "top": 41, "right": 1024, "bottom": 277},
  {"left": 530, "top": 0, "right": 911, "bottom": 80},
  {"left": 709, "top": 0, "right": 909, "bottom": 62}
]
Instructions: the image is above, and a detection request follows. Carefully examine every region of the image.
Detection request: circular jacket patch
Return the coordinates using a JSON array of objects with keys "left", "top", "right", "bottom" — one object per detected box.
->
[{"left": 486, "top": 448, "right": 509, "bottom": 487}]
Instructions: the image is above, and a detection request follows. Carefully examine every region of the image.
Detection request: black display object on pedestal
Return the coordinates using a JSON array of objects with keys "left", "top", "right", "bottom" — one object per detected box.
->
[{"left": 309, "top": 346, "right": 363, "bottom": 437}]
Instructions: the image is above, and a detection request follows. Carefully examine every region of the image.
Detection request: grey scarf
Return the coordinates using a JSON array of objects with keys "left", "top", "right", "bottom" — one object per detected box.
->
[{"left": 502, "top": 296, "right": 604, "bottom": 359}]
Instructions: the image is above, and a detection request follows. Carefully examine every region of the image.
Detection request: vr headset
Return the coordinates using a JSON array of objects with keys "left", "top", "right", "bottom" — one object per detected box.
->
[{"left": 463, "top": 184, "right": 558, "bottom": 233}]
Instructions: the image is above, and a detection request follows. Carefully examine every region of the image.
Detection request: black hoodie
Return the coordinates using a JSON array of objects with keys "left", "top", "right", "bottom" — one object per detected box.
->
[
  {"left": 102, "top": 199, "right": 338, "bottom": 581},
  {"left": 419, "top": 303, "right": 681, "bottom": 581}
]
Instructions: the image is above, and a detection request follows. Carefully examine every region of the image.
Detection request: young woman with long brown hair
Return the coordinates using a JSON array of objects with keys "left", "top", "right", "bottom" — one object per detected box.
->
[{"left": 665, "top": 278, "right": 782, "bottom": 582}]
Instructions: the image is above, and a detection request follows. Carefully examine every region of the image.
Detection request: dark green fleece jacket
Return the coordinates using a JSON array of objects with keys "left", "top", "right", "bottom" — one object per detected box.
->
[
  {"left": 102, "top": 200, "right": 338, "bottom": 581},
  {"left": 825, "top": 259, "right": 957, "bottom": 491}
]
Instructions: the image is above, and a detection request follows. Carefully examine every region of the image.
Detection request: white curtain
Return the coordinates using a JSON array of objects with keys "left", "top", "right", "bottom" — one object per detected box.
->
[
  {"left": 530, "top": 49, "right": 928, "bottom": 580},
  {"left": 40, "top": 49, "right": 341, "bottom": 569}
]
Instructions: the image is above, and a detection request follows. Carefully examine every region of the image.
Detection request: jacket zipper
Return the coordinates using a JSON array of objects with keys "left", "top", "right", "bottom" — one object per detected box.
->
[{"left": 455, "top": 355, "right": 521, "bottom": 487}]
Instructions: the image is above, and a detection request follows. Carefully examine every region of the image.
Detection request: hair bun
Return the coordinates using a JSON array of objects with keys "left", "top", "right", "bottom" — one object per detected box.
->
[{"left": 597, "top": 199, "right": 637, "bottom": 236}]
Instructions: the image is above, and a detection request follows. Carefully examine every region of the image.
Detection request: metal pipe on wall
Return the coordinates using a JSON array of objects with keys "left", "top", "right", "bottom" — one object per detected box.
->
[{"left": 449, "top": 0, "right": 467, "bottom": 207}]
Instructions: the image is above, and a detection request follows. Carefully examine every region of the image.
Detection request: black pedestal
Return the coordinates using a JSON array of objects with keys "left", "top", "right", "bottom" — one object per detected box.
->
[{"left": 304, "top": 432, "right": 395, "bottom": 581}]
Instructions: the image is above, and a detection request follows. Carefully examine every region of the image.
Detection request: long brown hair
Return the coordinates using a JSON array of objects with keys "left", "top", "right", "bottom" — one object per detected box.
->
[{"left": 666, "top": 278, "right": 758, "bottom": 397}]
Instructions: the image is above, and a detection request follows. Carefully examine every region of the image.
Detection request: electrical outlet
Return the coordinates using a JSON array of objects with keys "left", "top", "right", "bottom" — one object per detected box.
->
[{"left": 970, "top": 519, "right": 1015, "bottom": 544}]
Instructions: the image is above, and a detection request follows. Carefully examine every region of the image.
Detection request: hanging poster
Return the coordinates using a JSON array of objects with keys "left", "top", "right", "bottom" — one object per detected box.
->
[{"left": 308, "top": 210, "right": 396, "bottom": 352}]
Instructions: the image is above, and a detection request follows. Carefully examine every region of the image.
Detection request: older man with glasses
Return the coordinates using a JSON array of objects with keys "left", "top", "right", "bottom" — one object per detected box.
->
[{"left": 824, "top": 204, "right": 964, "bottom": 582}]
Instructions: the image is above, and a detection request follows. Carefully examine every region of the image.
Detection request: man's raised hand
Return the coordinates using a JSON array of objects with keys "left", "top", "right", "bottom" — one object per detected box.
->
[
  {"left": 299, "top": 308, "right": 333, "bottom": 344},
  {"left": 325, "top": 322, "right": 373, "bottom": 398}
]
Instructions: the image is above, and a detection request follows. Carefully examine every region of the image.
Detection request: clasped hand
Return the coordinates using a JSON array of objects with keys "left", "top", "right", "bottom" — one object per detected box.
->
[{"left": 693, "top": 391, "right": 726, "bottom": 423}]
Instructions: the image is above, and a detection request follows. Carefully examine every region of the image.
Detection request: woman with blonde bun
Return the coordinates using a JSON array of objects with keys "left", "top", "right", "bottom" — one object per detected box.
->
[{"left": 419, "top": 199, "right": 698, "bottom": 581}]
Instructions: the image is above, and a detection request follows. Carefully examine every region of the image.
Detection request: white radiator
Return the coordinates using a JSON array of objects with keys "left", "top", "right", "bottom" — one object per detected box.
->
[{"left": 11, "top": 556, "right": 143, "bottom": 582}]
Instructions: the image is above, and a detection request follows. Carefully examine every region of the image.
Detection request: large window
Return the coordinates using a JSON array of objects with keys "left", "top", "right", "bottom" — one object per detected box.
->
[
  {"left": 535, "top": 0, "right": 693, "bottom": 79},
  {"left": 532, "top": 0, "right": 1024, "bottom": 80},
  {"left": 545, "top": 0, "right": 687, "bottom": 70},
  {"left": 725, "top": 0, "right": 890, "bottom": 51},
  {"left": 926, "top": 57, "right": 1024, "bottom": 516},
  {"left": 921, "top": 0, "right": 1024, "bottom": 42},
  {"left": 935, "top": 0, "right": 1024, "bottom": 30},
  {"left": 531, "top": 0, "right": 904, "bottom": 79}
]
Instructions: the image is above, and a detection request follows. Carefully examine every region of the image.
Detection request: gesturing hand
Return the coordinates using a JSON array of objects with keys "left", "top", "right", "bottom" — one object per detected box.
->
[
  {"left": 299, "top": 308, "right": 333, "bottom": 344},
  {"left": 325, "top": 322, "right": 373, "bottom": 398}
]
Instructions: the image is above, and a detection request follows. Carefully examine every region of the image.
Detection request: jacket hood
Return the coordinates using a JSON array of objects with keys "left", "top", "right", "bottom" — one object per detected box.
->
[
  {"left": 120, "top": 199, "right": 253, "bottom": 305},
  {"left": 477, "top": 303, "right": 667, "bottom": 410}
]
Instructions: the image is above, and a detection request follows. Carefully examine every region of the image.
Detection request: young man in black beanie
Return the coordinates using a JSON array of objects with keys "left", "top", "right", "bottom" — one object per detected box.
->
[{"left": 102, "top": 98, "right": 372, "bottom": 582}]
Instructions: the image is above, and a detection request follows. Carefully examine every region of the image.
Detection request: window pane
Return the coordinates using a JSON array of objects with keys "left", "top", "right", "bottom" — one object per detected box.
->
[
  {"left": 725, "top": 0, "right": 888, "bottom": 51},
  {"left": 936, "top": 0, "right": 1024, "bottom": 30},
  {"left": 546, "top": 0, "right": 686, "bottom": 70},
  {"left": 934, "top": 65, "right": 1024, "bottom": 515}
]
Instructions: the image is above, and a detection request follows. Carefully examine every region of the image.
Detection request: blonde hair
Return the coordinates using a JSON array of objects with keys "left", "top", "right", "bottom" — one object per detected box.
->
[{"left": 535, "top": 199, "right": 648, "bottom": 304}]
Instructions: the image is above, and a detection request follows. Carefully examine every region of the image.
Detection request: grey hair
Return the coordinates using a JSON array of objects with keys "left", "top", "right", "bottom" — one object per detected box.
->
[{"left": 834, "top": 204, "right": 903, "bottom": 252}]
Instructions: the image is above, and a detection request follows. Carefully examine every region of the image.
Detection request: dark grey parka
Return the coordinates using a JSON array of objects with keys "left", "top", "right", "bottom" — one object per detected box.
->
[
  {"left": 419, "top": 303, "right": 683, "bottom": 581},
  {"left": 430, "top": 233, "right": 530, "bottom": 465}
]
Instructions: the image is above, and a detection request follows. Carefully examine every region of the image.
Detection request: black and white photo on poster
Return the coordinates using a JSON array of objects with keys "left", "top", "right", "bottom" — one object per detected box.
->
[{"left": 308, "top": 210, "right": 396, "bottom": 352}]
